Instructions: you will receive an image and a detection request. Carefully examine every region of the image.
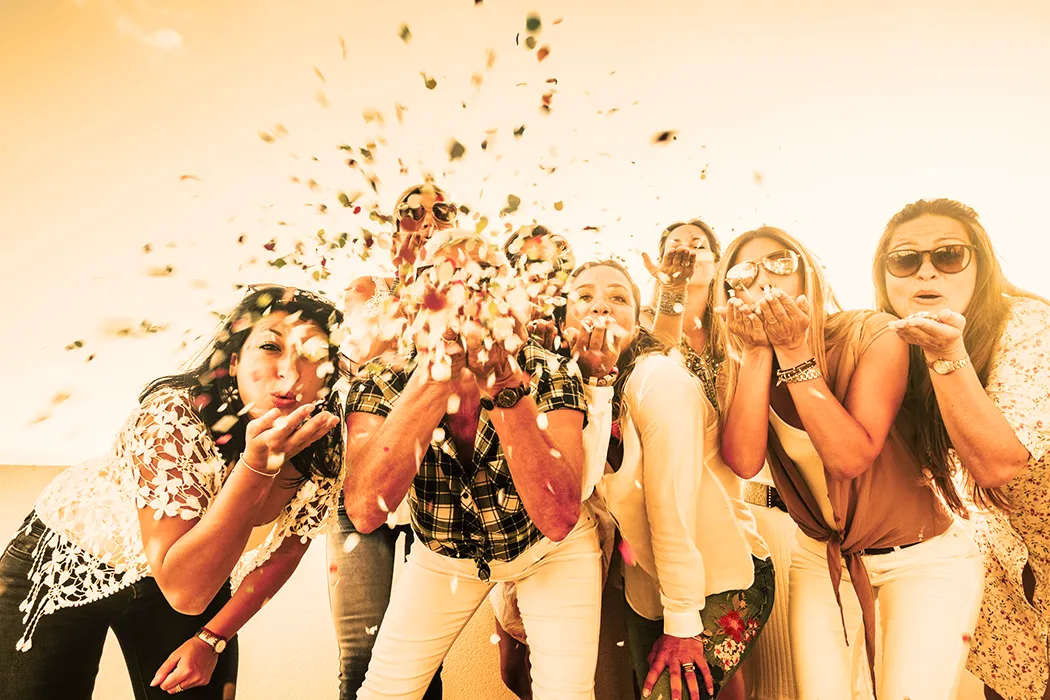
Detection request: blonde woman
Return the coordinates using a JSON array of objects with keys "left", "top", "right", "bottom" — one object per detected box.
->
[{"left": 715, "top": 227, "right": 983, "bottom": 699}]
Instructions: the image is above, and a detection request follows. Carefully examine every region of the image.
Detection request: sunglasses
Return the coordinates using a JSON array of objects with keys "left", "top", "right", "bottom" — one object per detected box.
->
[
  {"left": 725, "top": 249, "right": 800, "bottom": 290},
  {"left": 396, "top": 201, "right": 459, "bottom": 230},
  {"left": 883, "top": 244, "right": 975, "bottom": 278}
]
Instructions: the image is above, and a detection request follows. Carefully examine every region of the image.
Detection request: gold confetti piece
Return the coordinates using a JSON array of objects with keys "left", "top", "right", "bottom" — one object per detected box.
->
[
  {"left": 179, "top": 174, "right": 202, "bottom": 182},
  {"left": 420, "top": 72, "right": 437, "bottom": 90},
  {"left": 524, "top": 35, "right": 537, "bottom": 50},
  {"left": 433, "top": 427, "right": 446, "bottom": 441},
  {"left": 313, "top": 66, "right": 325, "bottom": 83},
  {"left": 258, "top": 131, "right": 276, "bottom": 143},
  {"left": 553, "top": 201, "right": 563, "bottom": 211},
  {"left": 339, "top": 36, "right": 347, "bottom": 59},
  {"left": 486, "top": 49, "right": 497, "bottom": 69},
  {"left": 315, "top": 90, "right": 329, "bottom": 108},
  {"left": 399, "top": 24, "right": 412, "bottom": 43},
  {"left": 537, "top": 45, "right": 550, "bottom": 62}
]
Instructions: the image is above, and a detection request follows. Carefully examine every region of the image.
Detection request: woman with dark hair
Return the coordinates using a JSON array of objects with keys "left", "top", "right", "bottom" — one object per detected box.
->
[
  {"left": 872, "top": 198, "right": 1050, "bottom": 700},
  {"left": 645, "top": 219, "right": 798, "bottom": 700},
  {"left": 574, "top": 259, "right": 773, "bottom": 700},
  {"left": 328, "top": 182, "right": 458, "bottom": 700},
  {"left": 0, "top": 285, "right": 344, "bottom": 699},
  {"left": 716, "top": 226, "right": 984, "bottom": 699}
]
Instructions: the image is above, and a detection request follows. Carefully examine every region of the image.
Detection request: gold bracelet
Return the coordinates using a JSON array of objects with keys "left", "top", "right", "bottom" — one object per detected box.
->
[
  {"left": 238, "top": 455, "right": 280, "bottom": 479},
  {"left": 657, "top": 287, "right": 686, "bottom": 315},
  {"left": 776, "top": 357, "right": 822, "bottom": 386}
]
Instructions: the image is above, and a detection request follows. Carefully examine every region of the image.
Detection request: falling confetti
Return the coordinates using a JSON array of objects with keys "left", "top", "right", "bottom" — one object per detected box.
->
[
  {"left": 490, "top": 634, "right": 501, "bottom": 645},
  {"left": 536, "top": 45, "right": 551, "bottom": 62},
  {"left": 652, "top": 130, "right": 678, "bottom": 144},
  {"left": 343, "top": 533, "right": 362, "bottom": 553},
  {"left": 399, "top": 24, "right": 412, "bottom": 43},
  {"left": 618, "top": 539, "right": 638, "bottom": 567},
  {"left": 421, "top": 72, "right": 438, "bottom": 90},
  {"left": 525, "top": 13, "right": 541, "bottom": 33},
  {"left": 448, "top": 140, "right": 466, "bottom": 161}
]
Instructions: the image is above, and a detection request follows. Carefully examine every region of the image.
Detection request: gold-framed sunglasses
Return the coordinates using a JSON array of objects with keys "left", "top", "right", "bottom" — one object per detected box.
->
[
  {"left": 725, "top": 249, "right": 800, "bottom": 290},
  {"left": 884, "top": 244, "right": 974, "bottom": 278},
  {"left": 395, "top": 201, "right": 458, "bottom": 228}
]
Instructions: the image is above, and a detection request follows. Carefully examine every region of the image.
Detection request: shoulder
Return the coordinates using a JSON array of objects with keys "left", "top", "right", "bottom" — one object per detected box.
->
[
  {"left": 137, "top": 385, "right": 199, "bottom": 421},
  {"left": 996, "top": 296, "right": 1050, "bottom": 357},
  {"left": 624, "top": 352, "right": 693, "bottom": 396}
]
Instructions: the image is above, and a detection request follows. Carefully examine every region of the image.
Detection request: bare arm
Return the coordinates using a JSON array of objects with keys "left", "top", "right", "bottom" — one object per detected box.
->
[
  {"left": 139, "top": 402, "right": 336, "bottom": 615},
  {"left": 775, "top": 331, "right": 909, "bottom": 480},
  {"left": 343, "top": 365, "right": 450, "bottom": 533},
  {"left": 720, "top": 347, "right": 774, "bottom": 478},
  {"left": 891, "top": 310, "right": 1035, "bottom": 488},
  {"left": 489, "top": 402, "right": 585, "bottom": 541}
]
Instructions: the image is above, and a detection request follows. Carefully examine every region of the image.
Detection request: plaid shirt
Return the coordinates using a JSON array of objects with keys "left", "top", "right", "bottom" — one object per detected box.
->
[{"left": 346, "top": 340, "right": 587, "bottom": 579}]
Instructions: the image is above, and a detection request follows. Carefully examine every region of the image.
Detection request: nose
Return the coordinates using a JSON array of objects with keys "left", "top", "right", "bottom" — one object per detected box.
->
[
  {"left": 590, "top": 297, "right": 612, "bottom": 316},
  {"left": 277, "top": 351, "right": 300, "bottom": 387},
  {"left": 915, "top": 253, "right": 940, "bottom": 280},
  {"left": 753, "top": 266, "right": 773, "bottom": 291}
]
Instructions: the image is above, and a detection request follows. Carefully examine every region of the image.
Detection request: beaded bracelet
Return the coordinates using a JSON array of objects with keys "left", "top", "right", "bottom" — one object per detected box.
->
[
  {"left": 775, "top": 357, "right": 822, "bottom": 386},
  {"left": 238, "top": 455, "right": 280, "bottom": 479},
  {"left": 586, "top": 367, "right": 619, "bottom": 387}
]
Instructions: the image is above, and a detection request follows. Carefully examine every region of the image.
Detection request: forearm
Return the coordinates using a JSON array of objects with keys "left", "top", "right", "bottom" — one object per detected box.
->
[
  {"left": 721, "top": 347, "right": 774, "bottom": 478},
  {"left": 776, "top": 346, "right": 881, "bottom": 479},
  {"left": 489, "top": 401, "right": 584, "bottom": 541},
  {"left": 150, "top": 467, "right": 279, "bottom": 613},
  {"left": 203, "top": 539, "right": 308, "bottom": 639},
  {"left": 345, "top": 376, "right": 448, "bottom": 531},
  {"left": 649, "top": 289, "right": 686, "bottom": 346},
  {"left": 932, "top": 369, "right": 1029, "bottom": 488}
]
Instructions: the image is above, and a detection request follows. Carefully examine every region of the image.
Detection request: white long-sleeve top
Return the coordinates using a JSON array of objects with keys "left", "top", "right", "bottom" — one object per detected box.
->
[{"left": 599, "top": 352, "right": 769, "bottom": 637}]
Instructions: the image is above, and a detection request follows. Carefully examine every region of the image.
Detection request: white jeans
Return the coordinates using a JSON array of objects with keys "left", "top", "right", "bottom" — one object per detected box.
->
[
  {"left": 358, "top": 513, "right": 602, "bottom": 700},
  {"left": 789, "top": 520, "right": 985, "bottom": 700}
]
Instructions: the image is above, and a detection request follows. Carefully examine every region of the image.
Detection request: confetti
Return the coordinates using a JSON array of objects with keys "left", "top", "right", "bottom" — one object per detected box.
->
[
  {"left": 313, "top": 66, "right": 325, "bottom": 83},
  {"left": 377, "top": 495, "right": 389, "bottom": 512},
  {"left": 553, "top": 201, "right": 563, "bottom": 211},
  {"left": 513, "top": 124, "right": 526, "bottom": 138},
  {"left": 525, "top": 13, "right": 541, "bottom": 33},
  {"left": 618, "top": 539, "right": 638, "bottom": 567},
  {"left": 339, "top": 36, "right": 347, "bottom": 59},
  {"left": 399, "top": 24, "right": 412, "bottom": 43},
  {"left": 616, "top": 640, "right": 625, "bottom": 647},
  {"left": 536, "top": 45, "right": 550, "bottom": 62},
  {"left": 366, "top": 625, "right": 378, "bottom": 635},
  {"left": 652, "top": 130, "right": 678, "bottom": 144},
  {"left": 448, "top": 140, "right": 466, "bottom": 161},
  {"left": 420, "top": 72, "right": 438, "bottom": 90},
  {"left": 536, "top": 413, "right": 549, "bottom": 430},
  {"left": 490, "top": 634, "right": 501, "bottom": 645},
  {"left": 179, "top": 174, "right": 202, "bottom": 182}
]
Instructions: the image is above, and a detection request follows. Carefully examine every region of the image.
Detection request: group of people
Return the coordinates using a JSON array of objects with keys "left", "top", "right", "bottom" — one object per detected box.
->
[{"left": 0, "top": 184, "right": 1047, "bottom": 700}]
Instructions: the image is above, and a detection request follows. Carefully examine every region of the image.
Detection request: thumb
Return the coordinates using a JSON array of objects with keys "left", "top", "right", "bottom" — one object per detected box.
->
[
  {"left": 152, "top": 652, "right": 180, "bottom": 686},
  {"left": 796, "top": 294, "right": 810, "bottom": 315},
  {"left": 641, "top": 251, "right": 659, "bottom": 278}
]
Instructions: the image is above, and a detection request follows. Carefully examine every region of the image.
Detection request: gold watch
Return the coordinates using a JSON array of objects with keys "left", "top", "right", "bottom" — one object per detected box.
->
[
  {"left": 196, "top": 627, "right": 228, "bottom": 654},
  {"left": 927, "top": 356, "right": 971, "bottom": 375}
]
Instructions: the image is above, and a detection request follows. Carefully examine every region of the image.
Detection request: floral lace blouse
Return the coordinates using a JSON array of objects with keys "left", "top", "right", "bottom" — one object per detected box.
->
[
  {"left": 13, "top": 387, "right": 340, "bottom": 652},
  {"left": 965, "top": 297, "right": 1050, "bottom": 699}
]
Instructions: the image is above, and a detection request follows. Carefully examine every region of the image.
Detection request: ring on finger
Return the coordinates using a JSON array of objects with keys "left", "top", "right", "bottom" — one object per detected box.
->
[
  {"left": 681, "top": 662, "right": 697, "bottom": 673},
  {"left": 175, "top": 684, "right": 184, "bottom": 693},
  {"left": 766, "top": 317, "right": 778, "bottom": 324}
]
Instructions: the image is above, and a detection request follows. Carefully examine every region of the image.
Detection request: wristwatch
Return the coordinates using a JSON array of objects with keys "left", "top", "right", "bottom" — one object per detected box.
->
[
  {"left": 480, "top": 383, "right": 530, "bottom": 411},
  {"left": 927, "top": 356, "right": 971, "bottom": 375},
  {"left": 196, "top": 627, "right": 228, "bottom": 654}
]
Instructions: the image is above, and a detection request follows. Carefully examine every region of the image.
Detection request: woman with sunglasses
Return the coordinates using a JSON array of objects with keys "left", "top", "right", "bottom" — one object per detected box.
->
[
  {"left": 0, "top": 286, "right": 345, "bottom": 699},
  {"left": 646, "top": 219, "right": 799, "bottom": 700},
  {"left": 873, "top": 198, "right": 1050, "bottom": 700},
  {"left": 716, "top": 226, "right": 984, "bottom": 699},
  {"left": 328, "top": 182, "right": 459, "bottom": 700}
]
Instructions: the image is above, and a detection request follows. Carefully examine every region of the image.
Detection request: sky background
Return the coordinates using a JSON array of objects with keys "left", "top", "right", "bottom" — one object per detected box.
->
[{"left": 3, "top": 0, "right": 1049, "bottom": 465}]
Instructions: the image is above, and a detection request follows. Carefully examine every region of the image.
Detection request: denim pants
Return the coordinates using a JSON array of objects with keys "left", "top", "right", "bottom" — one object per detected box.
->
[
  {"left": 326, "top": 504, "right": 442, "bottom": 700},
  {"left": 0, "top": 512, "right": 238, "bottom": 700}
]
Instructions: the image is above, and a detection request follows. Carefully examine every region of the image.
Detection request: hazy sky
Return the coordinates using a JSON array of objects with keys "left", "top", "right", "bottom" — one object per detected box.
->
[{"left": 3, "top": 0, "right": 1049, "bottom": 464}]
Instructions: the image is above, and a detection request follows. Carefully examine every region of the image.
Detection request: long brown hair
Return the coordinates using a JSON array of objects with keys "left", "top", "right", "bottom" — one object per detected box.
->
[
  {"left": 650, "top": 219, "right": 724, "bottom": 358},
  {"left": 873, "top": 198, "right": 1047, "bottom": 511},
  {"left": 713, "top": 226, "right": 845, "bottom": 419}
]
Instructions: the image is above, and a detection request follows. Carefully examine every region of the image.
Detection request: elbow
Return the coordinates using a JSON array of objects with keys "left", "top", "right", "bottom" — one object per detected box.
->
[
  {"left": 155, "top": 581, "right": 213, "bottom": 616},
  {"left": 825, "top": 454, "right": 875, "bottom": 481},
  {"left": 721, "top": 447, "right": 764, "bottom": 480},
  {"left": 543, "top": 502, "right": 581, "bottom": 543},
  {"left": 346, "top": 499, "right": 385, "bottom": 535},
  {"left": 970, "top": 455, "right": 1027, "bottom": 490}
]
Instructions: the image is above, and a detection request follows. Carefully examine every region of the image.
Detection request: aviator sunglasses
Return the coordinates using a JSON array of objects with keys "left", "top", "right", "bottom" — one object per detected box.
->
[
  {"left": 883, "top": 244, "right": 975, "bottom": 278},
  {"left": 725, "top": 249, "right": 800, "bottom": 290}
]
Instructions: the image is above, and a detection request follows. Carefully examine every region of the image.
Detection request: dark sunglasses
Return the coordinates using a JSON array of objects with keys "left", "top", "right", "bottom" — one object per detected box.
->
[
  {"left": 725, "top": 249, "right": 800, "bottom": 290},
  {"left": 396, "top": 201, "right": 458, "bottom": 226},
  {"left": 884, "top": 244, "right": 974, "bottom": 278}
]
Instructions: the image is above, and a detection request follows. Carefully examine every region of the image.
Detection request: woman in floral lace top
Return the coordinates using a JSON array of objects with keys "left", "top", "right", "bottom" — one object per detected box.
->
[
  {"left": 0, "top": 285, "right": 345, "bottom": 699},
  {"left": 874, "top": 198, "right": 1050, "bottom": 700}
]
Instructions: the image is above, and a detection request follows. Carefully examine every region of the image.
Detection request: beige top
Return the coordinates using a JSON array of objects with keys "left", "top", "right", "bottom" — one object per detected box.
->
[
  {"left": 769, "top": 409, "right": 835, "bottom": 529},
  {"left": 600, "top": 352, "right": 769, "bottom": 638}
]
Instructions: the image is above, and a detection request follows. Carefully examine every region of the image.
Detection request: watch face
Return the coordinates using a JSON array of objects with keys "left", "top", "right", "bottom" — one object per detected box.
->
[
  {"left": 495, "top": 386, "right": 525, "bottom": 408},
  {"left": 214, "top": 639, "right": 227, "bottom": 654}
]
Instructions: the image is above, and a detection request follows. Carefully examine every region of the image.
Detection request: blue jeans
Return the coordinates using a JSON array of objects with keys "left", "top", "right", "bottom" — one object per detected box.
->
[
  {"left": 0, "top": 512, "right": 238, "bottom": 700},
  {"left": 326, "top": 505, "right": 442, "bottom": 700}
]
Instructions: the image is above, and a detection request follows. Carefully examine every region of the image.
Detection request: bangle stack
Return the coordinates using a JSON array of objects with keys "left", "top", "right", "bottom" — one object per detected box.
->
[
  {"left": 238, "top": 455, "right": 280, "bottom": 479},
  {"left": 776, "top": 358, "right": 822, "bottom": 386},
  {"left": 657, "top": 287, "right": 686, "bottom": 315}
]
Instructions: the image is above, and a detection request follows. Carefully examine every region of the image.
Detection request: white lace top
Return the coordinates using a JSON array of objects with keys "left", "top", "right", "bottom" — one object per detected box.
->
[{"left": 14, "top": 386, "right": 341, "bottom": 652}]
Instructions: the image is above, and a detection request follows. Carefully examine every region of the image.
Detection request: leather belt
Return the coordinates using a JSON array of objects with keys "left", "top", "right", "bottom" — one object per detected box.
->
[
  {"left": 743, "top": 482, "right": 789, "bottom": 514},
  {"left": 861, "top": 541, "right": 922, "bottom": 556}
]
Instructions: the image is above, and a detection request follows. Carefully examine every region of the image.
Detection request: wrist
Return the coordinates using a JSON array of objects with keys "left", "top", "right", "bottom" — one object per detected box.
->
[
  {"left": 774, "top": 344, "right": 813, "bottom": 367},
  {"left": 922, "top": 345, "right": 968, "bottom": 363}
]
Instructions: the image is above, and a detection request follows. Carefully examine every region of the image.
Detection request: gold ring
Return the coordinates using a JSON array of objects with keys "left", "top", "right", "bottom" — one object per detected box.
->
[
  {"left": 175, "top": 684, "right": 184, "bottom": 693},
  {"left": 681, "top": 662, "right": 697, "bottom": 673}
]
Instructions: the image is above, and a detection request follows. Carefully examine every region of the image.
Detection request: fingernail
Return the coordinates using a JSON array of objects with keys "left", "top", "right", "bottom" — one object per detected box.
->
[{"left": 642, "top": 691, "right": 650, "bottom": 698}]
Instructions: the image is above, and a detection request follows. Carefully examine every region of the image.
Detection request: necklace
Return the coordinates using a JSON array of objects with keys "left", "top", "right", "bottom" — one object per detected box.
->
[{"left": 680, "top": 340, "right": 722, "bottom": 415}]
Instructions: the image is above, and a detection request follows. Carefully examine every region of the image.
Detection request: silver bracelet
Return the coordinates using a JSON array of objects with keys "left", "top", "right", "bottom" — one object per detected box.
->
[
  {"left": 238, "top": 455, "right": 280, "bottom": 479},
  {"left": 657, "top": 287, "right": 686, "bottom": 315},
  {"left": 775, "top": 358, "right": 822, "bottom": 386}
]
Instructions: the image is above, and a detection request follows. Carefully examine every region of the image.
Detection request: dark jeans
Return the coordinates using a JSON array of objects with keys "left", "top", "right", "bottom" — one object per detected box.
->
[
  {"left": 327, "top": 505, "right": 442, "bottom": 700},
  {"left": 0, "top": 512, "right": 238, "bottom": 700}
]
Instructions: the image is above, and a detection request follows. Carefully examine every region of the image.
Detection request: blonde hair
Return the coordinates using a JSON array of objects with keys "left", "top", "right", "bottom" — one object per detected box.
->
[{"left": 713, "top": 227, "right": 845, "bottom": 422}]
